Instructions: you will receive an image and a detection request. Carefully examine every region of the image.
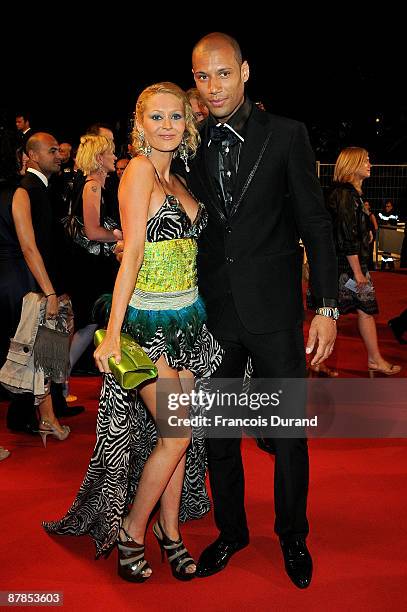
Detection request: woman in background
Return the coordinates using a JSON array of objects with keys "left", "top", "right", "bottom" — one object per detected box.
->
[
  {"left": 66, "top": 135, "right": 122, "bottom": 388},
  {"left": 326, "top": 147, "right": 401, "bottom": 376},
  {"left": 185, "top": 87, "right": 209, "bottom": 123}
]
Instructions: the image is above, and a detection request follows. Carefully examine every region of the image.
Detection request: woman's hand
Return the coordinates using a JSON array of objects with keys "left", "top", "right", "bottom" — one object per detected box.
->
[
  {"left": 114, "top": 238, "right": 124, "bottom": 263},
  {"left": 112, "top": 229, "right": 123, "bottom": 258},
  {"left": 94, "top": 333, "right": 121, "bottom": 374},
  {"left": 45, "top": 294, "right": 59, "bottom": 319},
  {"left": 113, "top": 228, "right": 123, "bottom": 241},
  {"left": 354, "top": 272, "right": 369, "bottom": 291}
]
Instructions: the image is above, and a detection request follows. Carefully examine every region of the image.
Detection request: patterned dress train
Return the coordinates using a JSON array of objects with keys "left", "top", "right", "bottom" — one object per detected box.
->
[{"left": 43, "top": 183, "right": 223, "bottom": 558}]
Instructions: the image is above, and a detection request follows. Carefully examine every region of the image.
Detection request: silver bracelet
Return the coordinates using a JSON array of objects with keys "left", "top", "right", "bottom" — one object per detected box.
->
[{"left": 315, "top": 306, "right": 339, "bottom": 320}]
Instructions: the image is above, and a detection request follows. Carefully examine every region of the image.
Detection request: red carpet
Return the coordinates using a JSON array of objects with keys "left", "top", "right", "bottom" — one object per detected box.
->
[{"left": 0, "top": 271, "right": 406, "bottom": 611}]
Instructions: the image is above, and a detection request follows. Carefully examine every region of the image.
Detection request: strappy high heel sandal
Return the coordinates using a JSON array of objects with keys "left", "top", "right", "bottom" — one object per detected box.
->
[
  {"left": 38, "top": 420, "right": 70, "bottom": 447},
  {"left": 368, "top": 363, "right": 401, "bottom": 377},
  {"left": 0, "top": 446, "right": 11, "bottom": 461},
  {"left": 117, "top": 526, "right": 151, "bottom": 583},
  {"left": 153, "top": 520, "right": 196, "bottom": 581}
]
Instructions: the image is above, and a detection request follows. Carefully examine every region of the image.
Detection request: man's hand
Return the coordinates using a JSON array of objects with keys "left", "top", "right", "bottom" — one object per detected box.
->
[
  {"left": 113, "top": 230, "right": 124, "bottom": 262},
  {"left": 306, "top": 315, "right": 337, "bottom": 366}
]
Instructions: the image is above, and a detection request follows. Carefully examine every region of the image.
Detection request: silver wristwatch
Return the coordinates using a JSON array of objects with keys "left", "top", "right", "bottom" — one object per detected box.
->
[{"left": 315, "top": 306, "right": 340, "bottom": 321}]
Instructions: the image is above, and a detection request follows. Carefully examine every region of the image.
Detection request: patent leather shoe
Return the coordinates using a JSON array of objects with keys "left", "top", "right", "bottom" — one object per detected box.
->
[
  {"left": 195, "top": 537, "right": 248, "bottom": 577},
  {"left": 256, "top": 436, "right": 275, "bottom": 454},
  {"left": 388, "top": 319, "right": 407, "bottom": 344},
  {"left": 280, "top": 538, "right": 312, "bottom": 589}
]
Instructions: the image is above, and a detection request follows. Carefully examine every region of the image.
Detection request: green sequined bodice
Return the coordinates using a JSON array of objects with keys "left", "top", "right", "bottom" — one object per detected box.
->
[{"left": 136, "top": 238, "right": 197, "bottom": 292}]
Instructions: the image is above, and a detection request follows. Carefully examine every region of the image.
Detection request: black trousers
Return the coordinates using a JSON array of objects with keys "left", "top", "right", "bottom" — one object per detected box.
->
[
  {"left": 391, "top": 308, "right": 407, "bottom": 334},
  {"left": 207, "top": 295, "right": 309, "bottom": 544},
  {"left": 400, "top": 228, "right": 407, "bottom": 268},
  {"left": 6, "top": 382, "right": 68, "bottom": 429}
]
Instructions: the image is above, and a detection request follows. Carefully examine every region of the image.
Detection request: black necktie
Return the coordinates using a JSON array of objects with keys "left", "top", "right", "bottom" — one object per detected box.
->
[{"left": 210, "top": 125, "right": 240, "bottom": 146}]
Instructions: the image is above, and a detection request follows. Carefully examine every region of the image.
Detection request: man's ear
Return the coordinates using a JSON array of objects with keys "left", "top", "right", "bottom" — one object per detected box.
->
[
  {"left": 241, "top": 61, "right": 250, "bottom": 83},
  {"left": 27, "top": 149, "right": 36, "bottom": 163}
]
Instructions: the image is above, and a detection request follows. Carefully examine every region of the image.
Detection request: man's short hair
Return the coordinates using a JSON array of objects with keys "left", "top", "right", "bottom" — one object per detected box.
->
[
  {"left": 86, "top": 122, "right": 114, "bottom": 136},
  {"left": 193, "top": 32, "right": 243, "bottom": 66},
  {"left": 16, "top": 111, "right": 31, "bottom": 122}
]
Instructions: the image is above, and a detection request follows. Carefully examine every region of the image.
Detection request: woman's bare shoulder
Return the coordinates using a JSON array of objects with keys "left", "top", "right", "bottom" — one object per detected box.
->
[
  {"left": 12, "top": 186, "right": 30, "bottom": 207},
  {"left": 83, "top": 179, "right": 101, "bottom": 195},
  {"left": 126, "top": 155, "right": 155, "bottom": 177}
]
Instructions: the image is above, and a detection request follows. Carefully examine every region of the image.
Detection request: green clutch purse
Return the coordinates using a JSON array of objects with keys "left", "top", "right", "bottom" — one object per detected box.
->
[{"left": 94, "top": 329, "right": 158, "bottom": 390}]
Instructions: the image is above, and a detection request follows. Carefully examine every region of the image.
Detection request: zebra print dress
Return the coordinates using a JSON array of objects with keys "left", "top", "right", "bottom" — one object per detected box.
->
[{"left": 43, "top": 193, "right": 223, "bottom": 558}]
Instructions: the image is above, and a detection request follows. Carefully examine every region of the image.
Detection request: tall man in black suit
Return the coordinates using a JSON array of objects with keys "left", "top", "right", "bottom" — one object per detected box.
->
[{"left": 188, "top": 33, "right": 339, "bottom": 589}]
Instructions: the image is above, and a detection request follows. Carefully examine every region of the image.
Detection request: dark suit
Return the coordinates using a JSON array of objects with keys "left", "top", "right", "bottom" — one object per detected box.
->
[
  {"left": 185, "top": 104, "right": 337, "bottom": 543},
  {"left": 16, "top": 128, "right": 33, "bottom": 157}
]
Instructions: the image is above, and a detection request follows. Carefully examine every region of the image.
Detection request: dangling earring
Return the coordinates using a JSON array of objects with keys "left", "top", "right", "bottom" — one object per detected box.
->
[
  {"left": 138, "top": 130, "right": 152, "bottom": 157},
  {"left": 178, "top": 137, "right": 190, "bottom": 173},
  {"left": 97, "top": 162, "right": 107, "bottom": 177}
]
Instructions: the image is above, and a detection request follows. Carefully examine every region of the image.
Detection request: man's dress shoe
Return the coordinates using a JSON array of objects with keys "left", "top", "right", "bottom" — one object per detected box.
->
[
  {"left": 388, "top": 319, "right": 407, "bottom": 344},
  {"left": 256, "top": 436, "right": 275, "bottom": 454},
  {"left": 195, "top": 537, "right": 249, "bottom": 577},
  {"left": 7, "top": 421, "right": 38, "bottom": 436},
  {"left": 280, "top": 538, "right": 313, "bottom": 588}
]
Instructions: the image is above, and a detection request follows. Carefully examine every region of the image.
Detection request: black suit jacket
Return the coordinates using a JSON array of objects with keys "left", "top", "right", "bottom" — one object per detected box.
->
[
  {"left": 185, "top": 106, "right": 337, "bottom": 334},
  {"left": 20, "top": 172, "right": 67, "bottom": 294},
  {"left": 20, "top": 128, "right": 33, "bottom": 153}
]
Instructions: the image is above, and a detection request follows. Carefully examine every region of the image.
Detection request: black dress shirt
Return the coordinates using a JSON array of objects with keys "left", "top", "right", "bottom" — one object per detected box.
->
[{"left": 206, "top": 98, "right": 252, "bottom": 216}]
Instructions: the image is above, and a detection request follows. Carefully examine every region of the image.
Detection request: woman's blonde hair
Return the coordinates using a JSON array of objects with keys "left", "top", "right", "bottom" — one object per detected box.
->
[
  {"left": 185, "top": 87, "right": 206, "bottom": 106},
  {"left": 75, "top": 134, "right": 115, "bottom": 175},
  {"left": 333, "top": 147, "right": 369, "bottom": 183},
  {"left": 131, "top": 82, "right": 200, "bottom": 158}
]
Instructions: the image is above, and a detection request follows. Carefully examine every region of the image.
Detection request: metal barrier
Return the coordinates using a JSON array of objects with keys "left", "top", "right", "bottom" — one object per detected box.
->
[{"left": 316, "top": 162, "right": 407, "bottom": 214}]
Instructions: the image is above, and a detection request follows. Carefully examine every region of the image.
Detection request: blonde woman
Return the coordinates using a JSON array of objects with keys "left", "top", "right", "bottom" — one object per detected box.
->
[
  {"left": 66, "top": 135, "right": 122, "bottom": 383},
  {"left": 326, "top": 147, "right": 401, "bottom": 376},
  {"left": 44, "top": 83, "right": 223, "bottom": 582}
]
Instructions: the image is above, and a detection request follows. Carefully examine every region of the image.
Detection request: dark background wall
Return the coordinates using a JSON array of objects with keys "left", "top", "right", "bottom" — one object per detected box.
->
[{"left": 2, "top": 15, "right": 406, "bottom": 162}]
